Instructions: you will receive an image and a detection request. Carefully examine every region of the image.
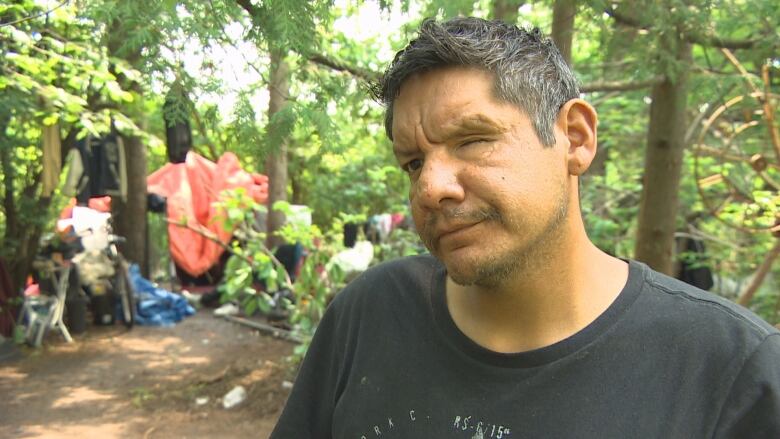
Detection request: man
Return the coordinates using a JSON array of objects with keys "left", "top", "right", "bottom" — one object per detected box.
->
[{"left": 271, "top": 17, "right": 780, "bottom": 438}]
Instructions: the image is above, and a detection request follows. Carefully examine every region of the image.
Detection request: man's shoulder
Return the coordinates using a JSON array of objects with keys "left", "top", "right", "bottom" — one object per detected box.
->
[{"left": 632, "top": 260, "right": 778, "bottom": 340}]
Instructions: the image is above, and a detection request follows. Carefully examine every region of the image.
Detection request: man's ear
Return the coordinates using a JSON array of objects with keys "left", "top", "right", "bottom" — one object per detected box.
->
[{"left": 558, "top": 99, "right": 598, "bottom": 176}]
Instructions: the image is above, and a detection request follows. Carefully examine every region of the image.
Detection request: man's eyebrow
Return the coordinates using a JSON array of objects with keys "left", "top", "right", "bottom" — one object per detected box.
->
[
  {"left": 392, "top": 142, "right": 414, "bottom": 158},
  {"left": 392, "top": 113, "right": 506, "bottom": 157},
  {"left": 444, "top": 114, "right": 507, "bottom": 137}
]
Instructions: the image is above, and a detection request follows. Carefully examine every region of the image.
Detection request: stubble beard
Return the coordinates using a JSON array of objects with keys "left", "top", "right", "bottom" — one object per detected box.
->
[{"left": 421, "top": 186, "right": 570, "bottom": 288}]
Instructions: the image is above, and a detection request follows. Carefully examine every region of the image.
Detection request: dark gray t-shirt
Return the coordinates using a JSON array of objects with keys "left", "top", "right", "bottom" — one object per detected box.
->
[{"left": 271, "top": 255, "right": 780, "bottom": 438}]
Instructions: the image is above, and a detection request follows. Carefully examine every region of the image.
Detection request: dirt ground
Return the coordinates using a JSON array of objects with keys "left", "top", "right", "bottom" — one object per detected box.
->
[{"left": 0, "top": 310, "right": 295, "bottom": 438}]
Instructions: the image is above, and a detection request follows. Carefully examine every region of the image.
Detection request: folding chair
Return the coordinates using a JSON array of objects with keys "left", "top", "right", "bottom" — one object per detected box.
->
[{"left": 19, "top": 262, "right": 73, "bottom": 347}]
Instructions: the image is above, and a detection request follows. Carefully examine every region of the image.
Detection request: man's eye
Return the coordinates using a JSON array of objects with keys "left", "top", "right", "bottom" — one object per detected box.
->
[
  {"left": 402, "top": 159, "right": 423, "bottom": 174},
  {"left": 460, "top": 138, "right": 488, "bottom": 147}
]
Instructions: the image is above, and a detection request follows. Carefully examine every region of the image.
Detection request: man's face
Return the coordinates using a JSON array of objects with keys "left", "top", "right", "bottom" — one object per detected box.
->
[{"left": 391, "top": 67, "right": 571, "bottom": 286}]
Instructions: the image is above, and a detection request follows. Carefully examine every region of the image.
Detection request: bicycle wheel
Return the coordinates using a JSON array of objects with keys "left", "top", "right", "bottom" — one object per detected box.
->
[{"left": 115, "top": 258, "right": 136, "bottom": 329}]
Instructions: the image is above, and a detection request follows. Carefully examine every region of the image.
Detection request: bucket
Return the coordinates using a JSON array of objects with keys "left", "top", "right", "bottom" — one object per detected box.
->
[
  {"left": 91, "top": 292, "right": 115, "bottom": 326},
  {"left": 65, "top": 295, "right": 88, "bottom": 334}
]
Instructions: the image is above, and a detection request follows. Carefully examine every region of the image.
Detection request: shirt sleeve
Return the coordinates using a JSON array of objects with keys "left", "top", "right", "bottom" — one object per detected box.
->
[
  {"left": 269, "top": 295, "right": 347, "bottom": 439},
  {"left": 713, "top": 333, "right": 780, "bottom": 439}
]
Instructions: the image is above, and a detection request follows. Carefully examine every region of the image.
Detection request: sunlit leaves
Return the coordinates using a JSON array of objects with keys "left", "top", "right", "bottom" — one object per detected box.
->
[{"left": 0, "top": 3, "right": 142, "bottom": 135}]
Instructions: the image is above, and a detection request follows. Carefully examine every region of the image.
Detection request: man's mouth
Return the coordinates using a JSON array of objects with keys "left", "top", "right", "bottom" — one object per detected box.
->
[
  {"left": 420, "top": 207, "right": 501, "bottom": 251},
  {"left": 437, "top": 222, "right": 480, "bottom": 240}
]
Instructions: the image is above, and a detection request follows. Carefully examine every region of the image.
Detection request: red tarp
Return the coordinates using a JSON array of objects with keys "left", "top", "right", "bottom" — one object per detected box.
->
[{"left": 147, "top": 152, "right": 268, "bottom": 277}]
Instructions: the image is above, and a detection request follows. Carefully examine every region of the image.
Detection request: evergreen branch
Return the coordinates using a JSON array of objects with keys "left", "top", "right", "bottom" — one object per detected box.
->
[
  {"left": 580, "top": 76, "right": 664, "bottom": 93},
  {"left": 308, "top": 53, "right": 380, "bottom": 82},
  {"left": 235, "top": 0, "right": 258, "bottom": 22},
  {"left": 686, "top": 34, "right": 759, "bottom": 50},
  {"left": 307, "top": 52, "right": 663, "bottom": 95},
  {"left": 190, "top": 109, "right": 219, "bottom": 160},
  {"left": 0, "top": 0, "right": 70, "bottom": 28},
  {"left": 307, "top": 44, "right": 666, "bottom": 94},
  {"left": 234, "top": 0, "right": 377, "bottom": 83},
  {"left": 602, "top": 4, "right": 760, "bottom": 50},
  {"left": 601, "top": 5, "right": 644, "bottom": 29}
]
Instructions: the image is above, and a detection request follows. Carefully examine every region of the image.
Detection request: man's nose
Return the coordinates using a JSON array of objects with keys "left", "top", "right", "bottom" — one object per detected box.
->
[{"left": 413, "top": 155, "right": 465, "bottom": 209}]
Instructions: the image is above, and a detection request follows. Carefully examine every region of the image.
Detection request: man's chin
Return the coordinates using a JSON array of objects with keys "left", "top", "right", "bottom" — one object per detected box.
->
[
  {"left": 448, "top": 272, "right": 481, "bottom": 287},
  {"left": 439, "top": 249, "right": 519, "bottom": 288},
  {"left": 442, "top": 257, "right": 495, "bottom": 287}
]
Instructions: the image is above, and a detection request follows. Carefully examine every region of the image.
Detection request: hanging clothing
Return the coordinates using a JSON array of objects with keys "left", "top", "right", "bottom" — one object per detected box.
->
[
  {"left": 42, "top": 124, "right": 61, "bottom": 197},
  {"left": 343, "top": 222, "right": 359, "bottom": 248},
  {"left": 62, "top": 148, "right": 85, "bottom": 197},
  {"left": 62, "top": 133, "right": 128, "bottom": 203},
  {"left": 676, "top": 237, "right": 714, "bottom": 291},
  {"left": 163, "top": 88, "right": 193, "bottom": 164}
]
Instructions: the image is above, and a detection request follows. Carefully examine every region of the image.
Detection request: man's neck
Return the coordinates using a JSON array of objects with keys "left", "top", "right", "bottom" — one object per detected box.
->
[{"left": 445, "top": 232, "right": 628, "bottom": 354}]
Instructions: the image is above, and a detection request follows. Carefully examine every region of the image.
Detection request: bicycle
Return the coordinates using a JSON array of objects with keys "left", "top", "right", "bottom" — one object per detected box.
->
[
  {"left": 79, "top": 228, "right": 137, "bottom": 329},
  {"left": 61, "top": 219, "right": 136, "bottom": 329},
  {"left": 106, "top": 233, "right": 135, "bottom": 329}
]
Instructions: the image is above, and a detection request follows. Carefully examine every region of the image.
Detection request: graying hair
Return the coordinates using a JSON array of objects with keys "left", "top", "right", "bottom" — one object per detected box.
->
[{"left": 375, "top": 17, "right": 579, "bottom": 146}]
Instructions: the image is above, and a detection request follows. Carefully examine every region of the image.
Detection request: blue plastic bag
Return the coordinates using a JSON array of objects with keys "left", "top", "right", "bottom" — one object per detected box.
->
[{"left": 129, "top": 264, "right": 195, "bottom": 326}]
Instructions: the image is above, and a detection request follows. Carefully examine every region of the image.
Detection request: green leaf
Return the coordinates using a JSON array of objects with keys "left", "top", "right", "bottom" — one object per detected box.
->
[
  {"left": 257, "top": 296, "right": 271, "bottom": 314},
  {"left": 245, "top": 297, "right": 258, "bottom": 316},
  {"left": 42, "top": 114, "right": 59, "bottom": 126}
]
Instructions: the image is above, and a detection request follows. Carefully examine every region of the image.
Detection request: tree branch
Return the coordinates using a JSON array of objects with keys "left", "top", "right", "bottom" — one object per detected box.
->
[
  {"left": 737, "top": 239, "right": 780, "bottom": 306},
  {"left": 165, "top": 218, "right": 294, "bottom": 290},
  {"left": 0, "top": 0, "right": 69, "bottom": 28},
  {"left": 581, "top": 76, "right": 664, "bottom": 93},
  {"left": 308, "top": 51, "right": 662, "bottom": 94},
  {"left": 308, "top": 53, "right": 380, "bottom": 82},
  {"left": 686, "top": 34, "right": 759, "bottom": 50},
  {"left": 235, "top": 0, "right": 257, "bottom": 21},
  {"left": 602, "top": 4, "right": 760, "bottom": 50},
  {"left": 602, "top": 5, "right": 644, "bottom": 29}
]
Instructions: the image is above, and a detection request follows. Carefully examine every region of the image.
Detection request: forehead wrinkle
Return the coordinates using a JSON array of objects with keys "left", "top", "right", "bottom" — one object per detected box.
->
[
  {"left": 415, "top": 123, "right": 434, "bottom": 147},
  {"left": 392, "top": 112, "right": 422, "bottom": 156},
  {"left": 448, "top": 113, "right": 508, "bottom": 133}
]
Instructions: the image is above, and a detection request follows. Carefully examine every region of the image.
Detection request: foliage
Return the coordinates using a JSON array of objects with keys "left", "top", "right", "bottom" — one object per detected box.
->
[
  {"left": 373, "top": 227, "right": 427, "bottom": 264},
  {"left": 0, "top": 0, "right": 144, "bottom": 288},
  {"left": 0, "top": 2, "right": 142, "bottom": 135},
  {"left": 212, "top": 189, "right": 345, "bottom": 361}
]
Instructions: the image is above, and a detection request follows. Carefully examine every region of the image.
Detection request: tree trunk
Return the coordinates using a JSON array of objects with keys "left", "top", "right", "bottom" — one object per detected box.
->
[
  {"left": 112, "top": 135, "right": 148, "bottom": 275},
  {"left": 1, "top": 152, "right": 18, "bottom": 293},
  {"left": 107, "top": 24, "right": 148, "bottom": 276},
  {"left": 491, "top": 0, "right": 523, "bottom": 23},
  {"left": 634, "top": 38, "right": 692, "bottom": 274},
  {"left": 551, "top": 0, "right": 576, "bottom": 65},
  {"left": 265, "top": 50, "right": 290, "bottom": 249},
  {"left": 1, "top": 152, "right": 16, "bottom": 250}
]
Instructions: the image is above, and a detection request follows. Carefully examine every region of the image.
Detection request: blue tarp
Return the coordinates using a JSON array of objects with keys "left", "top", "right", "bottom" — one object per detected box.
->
[{"left": 129, "top": 264, "right": 195, "bottom": 326}]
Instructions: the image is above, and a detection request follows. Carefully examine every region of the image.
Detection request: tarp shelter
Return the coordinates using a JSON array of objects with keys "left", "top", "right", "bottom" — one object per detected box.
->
[{"left": 147, "top": 152, "right": 268, "bottom": 277}]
